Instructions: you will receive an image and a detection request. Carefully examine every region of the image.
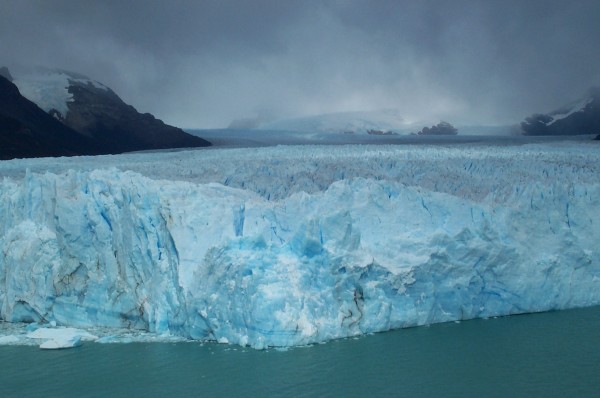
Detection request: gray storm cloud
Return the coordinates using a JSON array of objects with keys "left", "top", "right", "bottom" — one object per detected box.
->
[{"left": 1, "top": 0, "right": 599, "bottom": 128}]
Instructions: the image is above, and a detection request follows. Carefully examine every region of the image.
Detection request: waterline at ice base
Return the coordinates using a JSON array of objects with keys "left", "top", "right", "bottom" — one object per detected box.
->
[{"left": 1, "top": 143, "right": 599, "bottom": 349}]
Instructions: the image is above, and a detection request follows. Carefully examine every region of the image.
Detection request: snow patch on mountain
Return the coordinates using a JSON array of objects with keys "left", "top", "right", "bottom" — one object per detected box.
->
[
  {"left": 549, "top": 97, "right": 594, "bottom": 122},
  {"left": 12, "top": 71, "right": 72, "bottom": 117},
  {"left": 12, "top": 68, "right": 109, "bottom": 119}
]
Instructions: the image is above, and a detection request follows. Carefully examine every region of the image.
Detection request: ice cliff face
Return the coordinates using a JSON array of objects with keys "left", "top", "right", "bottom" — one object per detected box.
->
[{"left": 1, "top": 144, "right": 599, "bottom": 348}]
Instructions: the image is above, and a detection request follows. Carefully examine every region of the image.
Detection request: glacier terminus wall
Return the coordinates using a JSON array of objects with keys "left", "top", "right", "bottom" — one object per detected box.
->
[{"left": 1, "top": 143, "right": 599, "bottom": 348}]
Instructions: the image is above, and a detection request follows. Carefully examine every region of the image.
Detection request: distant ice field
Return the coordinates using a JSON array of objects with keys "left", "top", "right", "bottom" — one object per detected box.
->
[
  {"left": 1, "top": 137, "right": 598, "bottom": 197},
  {"left": 1, "top": 139, "right": 599, "bottom": 348},
  {"left": 185, "top": 128, "right": 596, "bottom": 147}
]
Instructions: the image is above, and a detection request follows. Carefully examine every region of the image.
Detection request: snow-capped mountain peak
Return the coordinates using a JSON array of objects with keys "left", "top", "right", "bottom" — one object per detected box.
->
[
  {"left": 521, "top": 87, "right": 600, "bottom": 135},
  {"left": 12, "top": 68, "right": 109, "bottom": 120}
]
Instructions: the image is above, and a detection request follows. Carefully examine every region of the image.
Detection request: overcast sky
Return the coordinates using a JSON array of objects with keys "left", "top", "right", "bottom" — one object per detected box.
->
[{"left": 1, "top": 0, "right": 600, "bottom": 128}]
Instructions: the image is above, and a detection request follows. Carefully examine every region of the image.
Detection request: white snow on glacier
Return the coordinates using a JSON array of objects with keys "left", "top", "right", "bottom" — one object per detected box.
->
[{"left": 0, "top": 142, "right": 599, "bottom": 348}]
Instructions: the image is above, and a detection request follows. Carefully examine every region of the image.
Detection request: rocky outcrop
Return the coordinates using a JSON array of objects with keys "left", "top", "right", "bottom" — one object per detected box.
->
[{"left": 417, "top": 121, "right": 458, "bottom": 135}]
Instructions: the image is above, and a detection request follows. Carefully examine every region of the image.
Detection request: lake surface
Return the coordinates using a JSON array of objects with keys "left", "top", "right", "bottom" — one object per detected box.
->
[{"left": 2, "top": 306, "right": 600, "bottom": 397}]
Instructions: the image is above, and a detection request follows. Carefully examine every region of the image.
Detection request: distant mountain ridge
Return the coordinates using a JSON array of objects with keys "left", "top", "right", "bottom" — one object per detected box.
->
[
  {"left": 256, "top": 110, "right": 513, "bottom": 136},
  {"left": 258, "top": 109, "right": 412, "bottom": 134},
  {"left": 1, "top": 66, "right": 210, "bottom": 159},
  {"left": 521, "top": 87, "right": 600, "bottom": 136}
]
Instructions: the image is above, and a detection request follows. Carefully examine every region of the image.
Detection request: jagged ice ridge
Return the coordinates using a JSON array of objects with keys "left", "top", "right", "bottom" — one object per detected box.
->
[{"left": 0, "top": 143, "right": 599, "bottom": 348}]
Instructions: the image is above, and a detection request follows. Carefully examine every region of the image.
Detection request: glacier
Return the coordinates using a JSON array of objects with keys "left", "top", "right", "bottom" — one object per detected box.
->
[{"left": 1, "top": 142, "right": 599, "bottom": 349}]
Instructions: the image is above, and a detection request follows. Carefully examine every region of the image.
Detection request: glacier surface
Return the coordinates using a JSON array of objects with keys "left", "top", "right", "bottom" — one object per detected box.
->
[{"left": 1, "top": 143, "right": 599, "bottom": 348}]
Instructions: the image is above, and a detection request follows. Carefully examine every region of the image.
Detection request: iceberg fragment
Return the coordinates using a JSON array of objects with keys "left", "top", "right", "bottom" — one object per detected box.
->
[
  {"left": 39, "top": 335, "right": 82, "bottom": 350},
  {"left": 26, "top": 327, "right": 98, "bottom": 349}
]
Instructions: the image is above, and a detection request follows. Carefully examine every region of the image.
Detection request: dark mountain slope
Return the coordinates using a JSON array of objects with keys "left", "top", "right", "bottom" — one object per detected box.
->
[
  {"left": 521, "top": 88, "right": 600, "bottom": 136},
  {"left": 0, "top": 75, "right": 102, "bottom": 160},
  {"left": 5, "top": 67, "right": 210, "bottom": 157},
  {"left": 62, "top": 75, "right": 211, "bottom": 152}
]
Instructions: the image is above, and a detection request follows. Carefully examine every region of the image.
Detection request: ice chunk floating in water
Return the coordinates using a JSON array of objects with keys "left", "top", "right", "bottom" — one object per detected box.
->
[
  {"left": 27, "top": 327, "right": 98, "bottom": 349},
  {"left": 0, "top": 144, "right": 599, "bottom": 348}
]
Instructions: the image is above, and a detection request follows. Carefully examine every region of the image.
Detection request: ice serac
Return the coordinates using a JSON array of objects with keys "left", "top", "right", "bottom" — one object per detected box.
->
[{"left": 1, "top": 147, "right": 599, "bottom": 348}]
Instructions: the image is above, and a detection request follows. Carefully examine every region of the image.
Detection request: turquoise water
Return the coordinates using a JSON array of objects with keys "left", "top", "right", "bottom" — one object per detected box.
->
[{"left": 2, "top": 306, "right": 600, "bottom": 397}]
